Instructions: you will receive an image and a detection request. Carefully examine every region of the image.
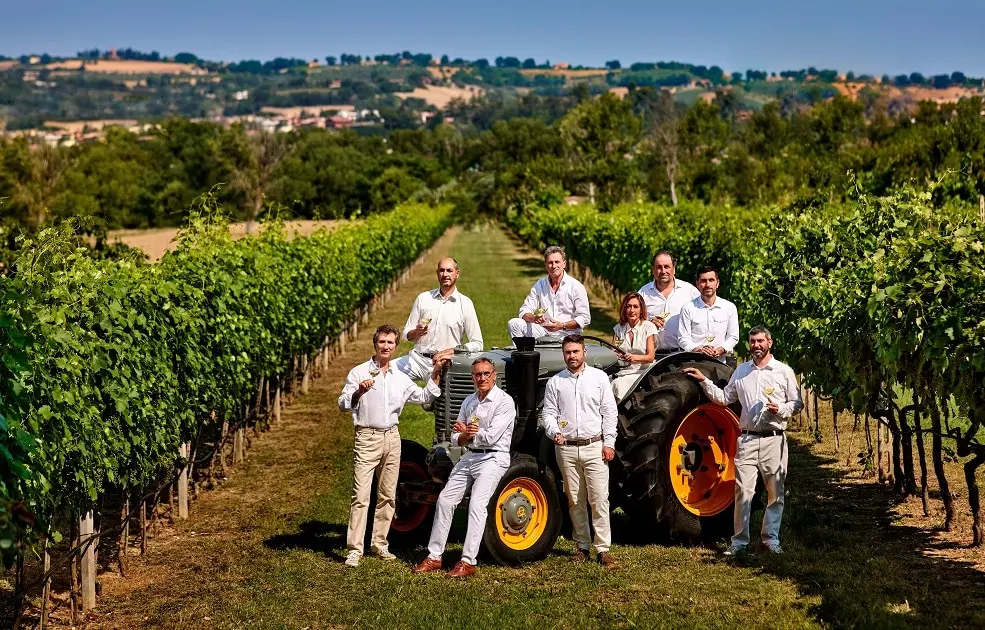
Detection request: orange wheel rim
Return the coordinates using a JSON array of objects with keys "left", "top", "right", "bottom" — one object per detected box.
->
[
  {"left": 668, "top": 403, "right": 740, "bottom": 516},
  {"left": 496, "top": 477, "right": 549, "bottom": 550}
]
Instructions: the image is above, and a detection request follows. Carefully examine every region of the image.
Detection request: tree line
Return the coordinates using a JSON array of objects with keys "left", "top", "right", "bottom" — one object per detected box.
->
[{"left": 4, "top": 88, "right": 985, "bottom": 255}]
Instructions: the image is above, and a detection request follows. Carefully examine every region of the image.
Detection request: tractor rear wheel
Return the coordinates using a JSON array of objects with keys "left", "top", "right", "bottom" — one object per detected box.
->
[
  {"left": 483, "top": 455, "right": 562, "bottom": 565},
  {"left": 389, "top": 440, "right": 434, "bottom": 543},
  {"left": 615, "top": 360, "right": 740, "bottom": 543}
]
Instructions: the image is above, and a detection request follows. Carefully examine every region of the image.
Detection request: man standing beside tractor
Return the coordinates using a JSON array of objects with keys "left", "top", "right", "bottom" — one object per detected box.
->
[
  {"left": 413, "top": 357, "right": 516, "bottom": 578},
  {"left": 542, "top": 335, "right": 619, "bottom": 568},
  {"left": 683, "top": 327, "right": 803, "bottom": 556},
  {"left": 638, "top": 250, "right": 700, "bottom": 351},
  {"left": 678, "top": 265, "right": 739, "bottom": 362},
  {"left": 396, "top": 257, "right": 483, "bottom": 381},
  {"left": 508, "top": 245, "right": 590, "bottom": 342},
  {"left": 338, "top": 324, "right": 447, "bottom": 568}
]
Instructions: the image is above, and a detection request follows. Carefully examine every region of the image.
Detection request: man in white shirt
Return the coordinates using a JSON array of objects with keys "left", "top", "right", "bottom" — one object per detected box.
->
[
  {"left": 338, "top": 324, "right": 446, "bottom": 567},
  {"left": 413, "top": 357, "right": 516, "bottom": 578},
  {"left": 683, "top": 327, "right": 803, "bottom": 556},
  {"left": 638, "top": 250, "right": 700, "bottom": 351},
  {"left": 678, "top": 266, "right": 740, "bottom": 362},
  {"left": 542, "top": 335, "right": 618, "bottom": 568},
  {"left": 507, "top": 246, "right": 590, "bottom": 342},
  {"left": 395, "top": 257, "right": 483, "bottom": 381}
]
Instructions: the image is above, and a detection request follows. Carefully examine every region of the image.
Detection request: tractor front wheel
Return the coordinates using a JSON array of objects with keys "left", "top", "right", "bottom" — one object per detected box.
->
[{"left": 483, "top": 455, "right": 562, "bottom": 565}]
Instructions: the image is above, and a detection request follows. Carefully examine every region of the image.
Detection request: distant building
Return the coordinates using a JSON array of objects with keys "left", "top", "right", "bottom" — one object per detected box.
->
[
  {"left": 233, "top": 90, "right": 249, "bottom": 101},
  {"left": 553, "top": 62, "right": 570, "bottom": 70}
]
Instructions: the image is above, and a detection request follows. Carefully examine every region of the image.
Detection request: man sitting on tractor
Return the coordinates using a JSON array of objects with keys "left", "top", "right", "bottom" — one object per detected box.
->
[
  {"left": 508, "top": 245, "right": 590, "bottom": 343},
  {"left": 413, "top": 357, "right": 516, "bottom": 578}
]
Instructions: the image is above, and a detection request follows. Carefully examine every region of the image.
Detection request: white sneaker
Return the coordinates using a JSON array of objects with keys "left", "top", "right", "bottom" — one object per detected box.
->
[
  {"left": 344, "top": 551, "right": 361, "bottom": 567},
  {"left": 375, "top": 548, "right": 397, "bottom": 561},
  {"left": 764, "top": 543, "right": 783, "bottom": 554},
  {"left": 723, "top": 544, "right": 746, "bottom": 557}
]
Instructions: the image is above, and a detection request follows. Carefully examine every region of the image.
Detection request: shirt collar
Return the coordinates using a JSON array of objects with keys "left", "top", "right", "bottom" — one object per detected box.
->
[
  {"left": 694, "top": 296, "right": 720, "bottom": 309},
  {"left": 476, "top": 384, "right": 500, "bottom": 402},
  {"left": 545, "top": 272, "right": 567, "bottom": 288},
  {"left": 750, "top": 356, "right": 778, "bottom": 371},
  {"left": 431, "top": 287, "right": 460, "bottom": 302}
]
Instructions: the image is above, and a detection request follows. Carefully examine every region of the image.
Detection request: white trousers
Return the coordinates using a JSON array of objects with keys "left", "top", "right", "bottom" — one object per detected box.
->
[
  {"left": 732, "top": 433, "right": 787, "bottom": 548},
  {"left": 393, "top": 349, "right": 433, "bottom": 382},
  {"left": 346, "top": 427, "right": 401, "bottom": 555},
  {"left": 427, "top": 452, "right": 509, "bottom": 566},
  {"left": 507, "top": 318, "right": 565, "bottom": 340},
  {"left": 611, "top": 370, "right": 642, "bottom": 399},
  {"left": 555, "top": 441, "right": 611, "bottom": 553}
]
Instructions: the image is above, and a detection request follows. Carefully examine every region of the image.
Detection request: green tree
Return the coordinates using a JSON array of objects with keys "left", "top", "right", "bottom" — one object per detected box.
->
[
  {"left": 228, "top": 127, "right": 292, "bottom": 232},
  {"left": 558, "top": 92, "right": 643, "bottom": 210}
]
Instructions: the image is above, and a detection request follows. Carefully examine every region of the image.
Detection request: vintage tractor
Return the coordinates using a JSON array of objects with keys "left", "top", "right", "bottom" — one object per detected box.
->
[{"left": 392, "top": 336, "right": 740, "bottom": 565}]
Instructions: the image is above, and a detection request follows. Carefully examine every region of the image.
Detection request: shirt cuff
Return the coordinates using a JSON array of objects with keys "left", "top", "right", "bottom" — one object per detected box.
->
[
  {"left": 603, "top": 436, "right": 615, "bottom": 449},
  {"left": 451, "top": 432, "right": 463, "bottom": 446},
  {"left": 425, "top": 379, "right": 442, "bottom": 397}
]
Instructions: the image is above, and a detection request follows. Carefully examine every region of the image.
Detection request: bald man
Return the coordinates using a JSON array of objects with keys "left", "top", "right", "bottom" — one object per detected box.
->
[{"left": 395, "top": 257, "right": 484, "bottom": 381}]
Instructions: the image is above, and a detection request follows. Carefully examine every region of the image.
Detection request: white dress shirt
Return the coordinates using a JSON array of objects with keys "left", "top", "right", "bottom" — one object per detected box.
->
[
  {"left": 678, "top": 296, "right": 740, "bottom": 354},
  {"left": 700, "top": 356, "right": 803, "bottom": 431},
  {"left": 638, "top": 279, "right": 700, "bottom": 350},
  {"left": 451, "top": 385, "right": 516, "bottom": 453},
  {"left": 518, "top": 272, "right": 591, "bottom": 334},
  {"left": 542, "top": 365, "right": 618, "bottom": 448},
  {"left": 338, "top": 359, "right": 441, "bottom": 428},
  {"left": 402, "top": 288, "right": 483, "bottom": 354}
]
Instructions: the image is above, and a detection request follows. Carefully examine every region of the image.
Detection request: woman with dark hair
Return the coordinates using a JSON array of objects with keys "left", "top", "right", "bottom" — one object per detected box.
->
[{"left": 610, "top": 292, "right": 657, "bottom": 398}]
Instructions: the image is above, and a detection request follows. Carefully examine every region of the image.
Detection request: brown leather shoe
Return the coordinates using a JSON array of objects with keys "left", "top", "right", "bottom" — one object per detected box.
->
[
  {"left": 597, "top": 552, "right": 617, "bottom": 568},
  {"left": 571, "top": 549, "right": 590, "bottom": 563},
  {"left": 412, "top": 557, "right": 443, "bottom": 575},
  {"left": 445, "top": 560, "right": 476, "bottom": 578}
]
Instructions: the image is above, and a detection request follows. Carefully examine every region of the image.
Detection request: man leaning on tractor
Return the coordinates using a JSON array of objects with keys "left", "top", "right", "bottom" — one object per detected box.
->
[{"left": 684, "top": 326, "right": 803, "bottom": 556}]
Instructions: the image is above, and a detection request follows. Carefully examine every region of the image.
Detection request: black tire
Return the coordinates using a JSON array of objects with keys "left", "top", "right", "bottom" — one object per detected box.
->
[
  {"left": 387, "top": 440, "right": 435, "bottom": 545},
  {"left": 614, "top": 359, "right": 737, "bottom": 543},
  {"left": 483, "top": 454, "right": 562, "bottom": 565}
]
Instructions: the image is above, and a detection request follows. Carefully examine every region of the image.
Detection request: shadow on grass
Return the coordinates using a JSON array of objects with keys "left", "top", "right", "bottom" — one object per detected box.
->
[
  {"left": 718, "top": 436, "right": 985, "bottom": 628},
  {"left": 264, "top": 520, "right": 347, "bottom": 559}
]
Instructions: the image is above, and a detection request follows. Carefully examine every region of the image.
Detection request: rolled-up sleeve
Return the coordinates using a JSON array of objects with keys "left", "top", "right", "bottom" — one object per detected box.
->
[
  {"left": 700, "top": 375, "right": 738, "bottom": 407},
  {"left": 339, "top": 367, "right": 361, "bottom": 412},
  {"left": 518, "top": 282, "right": 540, "bottom": 318},
  {"left": 462, "top": 298, "right": 484, "bottom": 352},
  {"left": 572, "top": 284, "right": 591, "bottom": 329},
  {"left": 403, "top": 294, "right": 422, "bottom": 341},
  {"left": 778, "top": 368, "right": 803, "bottom": 419},
  {"left": 405, "top": 378, "right": 442, "bottom": 406}
]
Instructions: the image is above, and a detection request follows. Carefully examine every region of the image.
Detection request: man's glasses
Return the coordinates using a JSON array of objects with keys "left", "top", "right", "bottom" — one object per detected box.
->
[{"left": 473, "top": 371, "right": 495, "bottom": 379}]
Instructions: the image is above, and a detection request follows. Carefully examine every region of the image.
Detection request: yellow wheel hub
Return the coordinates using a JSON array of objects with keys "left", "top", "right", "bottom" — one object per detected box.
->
[
  {"left": 496, "top": 477, "right": 549, "bottom": 550},
  {"left": 669, "top": 403, "right": 740, "bottom": 516}
]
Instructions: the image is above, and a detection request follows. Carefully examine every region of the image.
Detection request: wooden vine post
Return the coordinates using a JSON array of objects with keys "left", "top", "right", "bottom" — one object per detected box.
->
[
  {"left": 178, "top": 442, "right": 190, "bottom": 519},
  {"left": 80, "top": 510, "right": 97, "bottom": 611}
]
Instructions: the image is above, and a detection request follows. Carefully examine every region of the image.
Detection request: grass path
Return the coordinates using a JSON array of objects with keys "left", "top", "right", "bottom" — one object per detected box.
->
[{"left": 87, "top": 224, "right": 985, "bottom": 629}]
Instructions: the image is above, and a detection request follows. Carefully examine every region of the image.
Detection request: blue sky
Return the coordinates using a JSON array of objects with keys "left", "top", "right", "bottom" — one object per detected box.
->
[{"left": 3, "top": 0, "right": 985, "bottom": 76}]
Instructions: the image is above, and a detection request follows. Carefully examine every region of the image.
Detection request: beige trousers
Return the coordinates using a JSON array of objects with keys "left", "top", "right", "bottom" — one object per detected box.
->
[
  {"left": 346, "top": 426, "right": 401, "bottom": 555},
  {"left": 555, "top": 440, "right": 611, "bottom": 553},
  {"left": 732, "top": 433, "right": 787, "bottom": 548}
]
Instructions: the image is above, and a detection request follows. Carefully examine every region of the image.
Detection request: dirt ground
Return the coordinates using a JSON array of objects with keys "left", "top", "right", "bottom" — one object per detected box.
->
[
  {"left": 43, "top": 59, "right": 205, "bottom": 75},
  {"left": 105, "top": 220, "right": 342, "bottom": 262},
  {"left": 396, "top": 85, "right": 484, "bottom": 109}
]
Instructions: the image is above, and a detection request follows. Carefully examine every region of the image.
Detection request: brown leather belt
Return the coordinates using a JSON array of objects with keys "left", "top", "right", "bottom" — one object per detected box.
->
[{"left": 560, "top": 435, "right": 603, "bottom": 447}]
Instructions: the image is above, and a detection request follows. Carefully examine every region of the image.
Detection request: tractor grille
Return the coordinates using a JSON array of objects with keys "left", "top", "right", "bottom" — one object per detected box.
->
[{"left": 435, "top": 373, "right": 478, "bottom": 442}]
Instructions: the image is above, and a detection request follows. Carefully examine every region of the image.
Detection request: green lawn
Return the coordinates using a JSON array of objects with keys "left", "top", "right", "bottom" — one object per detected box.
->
[{"left": 88, "top": 224, "right": 985, "bottom": 630}]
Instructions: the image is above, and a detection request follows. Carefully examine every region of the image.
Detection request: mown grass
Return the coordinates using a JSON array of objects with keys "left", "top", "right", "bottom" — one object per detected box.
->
[{"left": 87, "top": 224, "right": 985, "bottom": 630}]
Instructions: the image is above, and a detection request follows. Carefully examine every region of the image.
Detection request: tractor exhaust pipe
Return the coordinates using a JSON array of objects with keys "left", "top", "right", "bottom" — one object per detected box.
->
[{"left": 509, "top": 346, "right": 540, "bottom": 453}]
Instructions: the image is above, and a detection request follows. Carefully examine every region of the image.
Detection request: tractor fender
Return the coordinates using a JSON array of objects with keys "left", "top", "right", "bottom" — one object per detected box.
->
[{"left": 615, "top": 351, "right": 721, "bottom": 404}]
